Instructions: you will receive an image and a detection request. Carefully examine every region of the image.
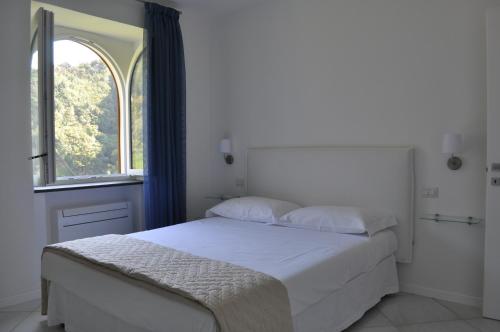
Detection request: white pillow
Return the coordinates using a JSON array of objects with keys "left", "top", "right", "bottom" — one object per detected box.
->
[
  {"left": 207, "top": 196, "right": 301, "bottom": 223},
  {"left": 278, "top": 206, "right": 397, "bottom": 236}
]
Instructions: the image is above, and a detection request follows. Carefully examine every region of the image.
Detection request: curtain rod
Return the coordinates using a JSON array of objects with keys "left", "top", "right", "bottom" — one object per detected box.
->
[{"left": 135, "top": 0, "right": 183, "bottom": 14}]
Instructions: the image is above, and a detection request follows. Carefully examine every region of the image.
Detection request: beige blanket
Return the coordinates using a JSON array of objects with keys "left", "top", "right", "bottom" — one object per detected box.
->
[{"left": 41, "top": 234, "right": 293, "bottom": 332}]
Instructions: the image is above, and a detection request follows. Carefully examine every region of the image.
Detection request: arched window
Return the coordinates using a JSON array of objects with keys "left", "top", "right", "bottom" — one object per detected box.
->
[
  {"left": 30, "top": 8, "right": 145, "bottom": 186},
  {"left": 129, "top": 51, "right": 145, "bottom": 170},
  {"left": 52, "top": 39, "right": 120, "bottom": 178}
]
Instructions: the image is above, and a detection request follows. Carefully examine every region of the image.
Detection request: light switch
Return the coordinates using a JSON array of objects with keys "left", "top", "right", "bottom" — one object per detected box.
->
[{"left": 422, "top": 187, "right": 439, "bottom": 198}]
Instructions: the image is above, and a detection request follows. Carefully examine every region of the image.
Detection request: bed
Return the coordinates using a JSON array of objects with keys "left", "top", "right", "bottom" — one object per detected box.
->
[{"left": 42, "top": 146, "right": 415, "bottom": 332}]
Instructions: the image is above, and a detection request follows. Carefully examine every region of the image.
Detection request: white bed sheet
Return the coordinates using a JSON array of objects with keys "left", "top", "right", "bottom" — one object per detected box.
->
[
  {"left": 131, "top": 217, "right": 397, "bottom": 315},
  {"left": 43, "top": 217, "right": 397, "bottom": 331},
  {"left": 46, "top": 255, "right": 398, "bottom": 332}
]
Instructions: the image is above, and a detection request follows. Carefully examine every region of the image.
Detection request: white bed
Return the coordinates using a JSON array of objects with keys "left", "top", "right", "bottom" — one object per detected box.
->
[{"left": 42, "top": 146, "right": 414, "bottom": 332}]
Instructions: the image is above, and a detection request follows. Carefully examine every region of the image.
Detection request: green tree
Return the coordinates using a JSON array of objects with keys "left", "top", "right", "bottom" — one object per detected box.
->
[
  {"left": 52, "top": 60, "right": 119, "bottom": 177},
  {"left": 30, "top": 41, "right": 126, "bottom": 181}
]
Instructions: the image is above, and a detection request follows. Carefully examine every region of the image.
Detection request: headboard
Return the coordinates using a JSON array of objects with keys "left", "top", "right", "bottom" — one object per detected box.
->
[{"left": 246, "top": 146, "right": 415, "bottom": 263}]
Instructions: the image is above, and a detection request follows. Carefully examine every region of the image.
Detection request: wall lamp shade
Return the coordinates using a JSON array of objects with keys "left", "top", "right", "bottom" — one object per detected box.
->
[
  {"left": 442, "top": 133, "right": 463, "bottom": 154},
  {"left": 220, "top": 139, "right": 234, "bottom": 165},
  {"left": 442, "top": 133, "right": 463, "bottom": 170},
  {"left": 219, "top": 139, "right": 232, "bottom": 154}
]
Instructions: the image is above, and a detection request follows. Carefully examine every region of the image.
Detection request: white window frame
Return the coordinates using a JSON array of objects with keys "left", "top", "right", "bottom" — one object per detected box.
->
[
  {"left": 32, "top": 8, "right": 55, "bottom": 185},
  {"left": 126, "top": 47, "right": 145, "bottom": 176},
  {"left": 51, "top": 34, "right": 130, "bottom": 185}
]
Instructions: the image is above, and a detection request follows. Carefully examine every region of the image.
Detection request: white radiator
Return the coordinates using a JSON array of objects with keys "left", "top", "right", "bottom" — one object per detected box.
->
[{"left": 56, "top": 202, "right": 133, "bottom": 242}]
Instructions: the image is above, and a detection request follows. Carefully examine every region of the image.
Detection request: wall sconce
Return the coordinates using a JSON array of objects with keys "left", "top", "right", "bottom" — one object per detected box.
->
[
  {"left": 442, "top": 133, "right": 463, "bottom": 170},
  {"left": 220, "top": 139, "right": 234, "bottom": 165}
]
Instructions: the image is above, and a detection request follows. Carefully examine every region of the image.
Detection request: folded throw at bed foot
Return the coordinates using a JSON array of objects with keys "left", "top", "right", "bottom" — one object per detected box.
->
[{"left": 41, "top": 234, "right": 293, "bottom": 332}]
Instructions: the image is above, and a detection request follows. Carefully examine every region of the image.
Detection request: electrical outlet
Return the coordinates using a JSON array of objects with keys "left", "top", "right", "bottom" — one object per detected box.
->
[
  {"left": 235, "top": 178, "right": 245, "bottom": 187},
  {"left": 422, "top": 187, "right": 439, "bottom": 198}
]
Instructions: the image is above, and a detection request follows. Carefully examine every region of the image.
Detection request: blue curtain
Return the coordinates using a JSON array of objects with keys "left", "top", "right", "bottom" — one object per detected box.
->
[{"left": 143, "top": 3, "right": 186, "bottom": 230}]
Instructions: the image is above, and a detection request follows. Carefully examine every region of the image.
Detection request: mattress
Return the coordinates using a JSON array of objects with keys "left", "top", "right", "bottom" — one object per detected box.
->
[{"left": 42, "top": 217, "right": 398, "bottom": 331}]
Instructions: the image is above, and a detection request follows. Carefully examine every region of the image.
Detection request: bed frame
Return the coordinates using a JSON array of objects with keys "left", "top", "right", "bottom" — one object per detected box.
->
[
  {"left": 43, "top": 145, "right": 415, "bottom": 332},
  {"left": 246, "top": 146, "right": 415, "bottom": 263}
]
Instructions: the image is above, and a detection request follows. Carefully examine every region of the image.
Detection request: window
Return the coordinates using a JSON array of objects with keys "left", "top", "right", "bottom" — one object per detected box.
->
[
  {"left": 53, "top": 40, "right": 120, "bottom": 178},
  {"left": 130, "top": 52, "right": 145, "bottom": 170},
  {"left": 30, "top": 6, "right": 145, "bottom": 186}
]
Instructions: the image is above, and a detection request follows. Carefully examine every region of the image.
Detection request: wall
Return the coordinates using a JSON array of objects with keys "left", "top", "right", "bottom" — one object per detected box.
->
[
  {"left": 181, "top": 10, "right": 226, "bottom": 219},
  {"left": 1, "top": 0, "right": 223, "bottom": 307},
  {"left": 0, "top": 0, "right": 39, "bottom": 308},
  {"left": 213, "top": 0, "right": 499, "bottom": 305},
  {"left": 484, "top": 6, "right": 500, "bottom": 319}
]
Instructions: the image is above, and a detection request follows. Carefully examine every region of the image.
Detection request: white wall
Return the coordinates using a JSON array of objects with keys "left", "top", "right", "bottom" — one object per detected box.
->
[
  {"left": 484, "top": 6, "right": 500, "bottom": 319},
  {"left": 0, "top": 0, "right": 39, "bottom": 308},
  {"left": 182, "top": 10, "right": 226, "bottom": 219},
  {"left": 212, "top": 0, "right": 498, "bottom": 305},
  {"left": 1, "top": 0, "right": 223, "bottom": 307}
]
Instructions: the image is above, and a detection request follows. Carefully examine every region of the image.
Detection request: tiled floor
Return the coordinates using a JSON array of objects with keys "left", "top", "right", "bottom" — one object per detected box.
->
[
  {"left": 345, "top": 293, "right": 500, "bottom": 332},
  {"left": 0, "top": 293, "right": 499, "bottom": 332}
]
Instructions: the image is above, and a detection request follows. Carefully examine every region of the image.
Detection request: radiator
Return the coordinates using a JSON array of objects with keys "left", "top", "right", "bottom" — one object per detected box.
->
[{"left": 56, "top": 202, "right": 133, "bottom": 242}]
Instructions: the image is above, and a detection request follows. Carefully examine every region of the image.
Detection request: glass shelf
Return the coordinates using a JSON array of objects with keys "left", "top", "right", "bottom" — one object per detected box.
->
[
  {"left": 419, "top": 214, "right": 483, "bottom": 225},
  {"left": 204, "top": 195, "right": 239, "bottom": 201}
]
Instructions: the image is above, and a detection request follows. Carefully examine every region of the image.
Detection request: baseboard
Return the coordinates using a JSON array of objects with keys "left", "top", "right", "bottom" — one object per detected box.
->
[
  {"left": 0, "top": 289, "right": 41, "bottom": 309},
  {"left": 400, "top": 283, "right": 482, "bottom": 307}
]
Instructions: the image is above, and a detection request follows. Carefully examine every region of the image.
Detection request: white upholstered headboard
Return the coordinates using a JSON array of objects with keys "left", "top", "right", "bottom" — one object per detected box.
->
[{"left": 246, "top": 146, "right": 415, "bottom": 263}]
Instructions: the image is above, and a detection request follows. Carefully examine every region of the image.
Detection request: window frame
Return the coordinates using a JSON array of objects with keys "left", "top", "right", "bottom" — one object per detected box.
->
[
  {"left": 31, "top": 8, "right": 56, "bottom": 186},
  {"left": 31, "top": 16, "right": 146, "bottom": 188},
  {"left": 127, "top": 48, "right": 145, "bottom": 176},
  {"left": 50, "top": 34, "right": 128, "bottom": 184},
  {"left": 30, "top": 30, "right": 41, "bottom": 186}
]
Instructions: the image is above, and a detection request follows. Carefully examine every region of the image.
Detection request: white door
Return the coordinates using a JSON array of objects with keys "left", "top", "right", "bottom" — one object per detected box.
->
[{"left": 485, "top": 7, "right": 500, "bottom": 320}]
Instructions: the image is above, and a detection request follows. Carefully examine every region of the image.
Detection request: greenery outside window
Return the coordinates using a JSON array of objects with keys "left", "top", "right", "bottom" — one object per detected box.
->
[{"left": 53, "top": 40, "right": 121, "bottom": 178}]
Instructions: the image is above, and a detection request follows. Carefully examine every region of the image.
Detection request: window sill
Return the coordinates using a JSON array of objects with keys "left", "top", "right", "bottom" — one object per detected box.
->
[{"left": 34, "top": 179, "right": 143, "bottom": 193}]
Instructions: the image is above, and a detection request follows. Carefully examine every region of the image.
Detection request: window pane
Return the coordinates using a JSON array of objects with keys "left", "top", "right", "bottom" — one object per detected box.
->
[
  {"left": 130, "top": 52, "right": 144, "bottom": 170},
  {"left": 53, "top": 40, "right": 120, "bottom": 178},
  {"left": 31, "top": 36, "right": 41, "bottom": 185}
]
